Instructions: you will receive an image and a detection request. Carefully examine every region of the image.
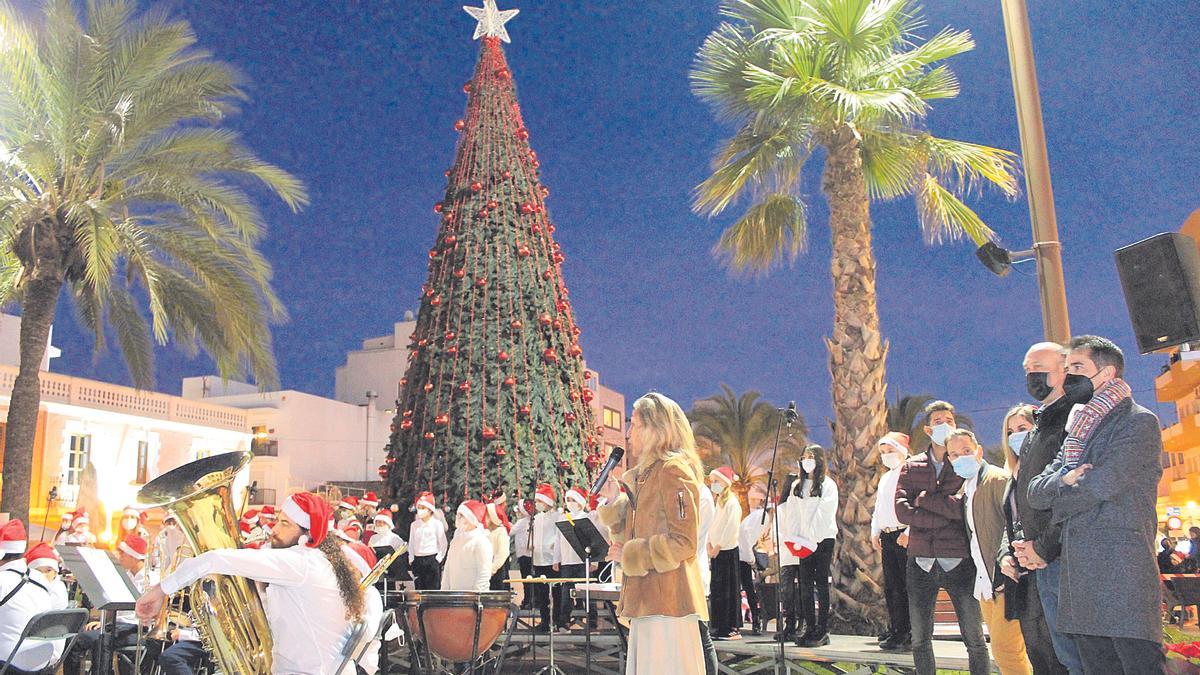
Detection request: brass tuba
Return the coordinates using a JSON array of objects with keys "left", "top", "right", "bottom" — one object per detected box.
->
[{"left": 138, "top": 451, "right": 273, "bottom": 674}]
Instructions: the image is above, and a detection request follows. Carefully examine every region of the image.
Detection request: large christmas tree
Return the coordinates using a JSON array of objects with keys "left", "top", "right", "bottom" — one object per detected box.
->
[{"left": 383, "top": 3, "right": 600, "bottom": 506}]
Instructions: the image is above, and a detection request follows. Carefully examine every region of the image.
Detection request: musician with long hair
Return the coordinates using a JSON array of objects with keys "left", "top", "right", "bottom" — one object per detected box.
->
[
  {"left": 135, "top": 492, "right": 365, "bottom": 675},
  {"left": 599, "top": 392, "right": 707, "bottom": 674}
]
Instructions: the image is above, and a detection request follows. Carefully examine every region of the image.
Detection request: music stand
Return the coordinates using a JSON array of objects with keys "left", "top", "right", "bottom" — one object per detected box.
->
[
  {"left": 59, "top": 547, "right": 141, "bottom": 674},
  {"left": 555, "top": 517, "right": 609, "bottom": 675}
]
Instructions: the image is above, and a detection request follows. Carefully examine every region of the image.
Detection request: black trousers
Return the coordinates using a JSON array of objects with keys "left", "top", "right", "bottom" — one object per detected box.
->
[
  {"left": 1017, "top": 575, "right": 1069, "bottom": 675},
  {"left": 66, "top": 624, "right": 140, "bottom": 675},
  {"left": 1072, "top": 634, "right": 1165, "bottom": 675},
  {"left": 532, "top": 564, "right": 557, "bottom": 626},
  {"left": 157, "top": 640, "right": 208, "bottom": 675},
  {"left": 880, "top": 529, "right": 910, "bottom": 639},
  {"left": 907, "top": 558, "right": 989, "bottom": 675},
  {"left": 737, "top": 560, "right": 760, "bottom": 626},
  {"left": 517, "top": 556, "right": 534, "bottom": 607},
  {"left": 779, "top": 564, "right": 800, "bottom": 624},
  {"left": 797, "top": 538, "right": 834, "bottom": 633},
  {"left": 555, "top": 563, "right": 586, "bottom": 627},
  {"left": 489, "top": 554, "right": 511, "bottom": 591},
  {"left": 411, "top": 554, "right": 441, "bottom": 590},
  {"left": 709, "top": 548, "right": 741, "bottom": 636},
  {"left": 698, "top": 619, "right": 717, "bottom": 675}
]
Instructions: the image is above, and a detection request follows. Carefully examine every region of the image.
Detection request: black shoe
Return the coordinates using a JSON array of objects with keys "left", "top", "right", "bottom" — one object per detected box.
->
[
  {"left": 880, "top": 634, "right": 911, "bottom": 652},
  {"left": 876, "top": 631, "right": 892, "bottom": 644},
  {"left": 801, "top": 630, "right": 829, "bottom": 648},
  {"left": 773, "top": 624, "right": 797, "bottom": 641},
  {"left": 533, "top": 622, "right": 550, "bottom": 634}
]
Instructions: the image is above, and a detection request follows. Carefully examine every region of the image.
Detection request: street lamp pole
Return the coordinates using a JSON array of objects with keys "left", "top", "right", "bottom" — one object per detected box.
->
[
  {"left": 365, "top": 390, "right": 378, "bottom": 482},
  {"left": 1000, "top": 0, "right": 1071, "bottom": 344}
]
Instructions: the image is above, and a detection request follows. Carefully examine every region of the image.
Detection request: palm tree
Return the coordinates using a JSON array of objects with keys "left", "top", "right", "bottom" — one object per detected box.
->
[
  {"left": 0, "top": 0, "right": 307, "bottom": 521},
  {"left": 688, "top": 385, "right": 807, "bottom": 514},
  {"left": 691, "top": 0, "right": 1019, "bottom": 631}
]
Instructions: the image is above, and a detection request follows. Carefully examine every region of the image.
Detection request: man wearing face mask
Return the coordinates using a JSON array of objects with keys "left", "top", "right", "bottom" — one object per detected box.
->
[
  {"left": 1028, "top": 336, "right": 1165, "bottom": 674},
  {"left": 895, "top": 401, "right": 989, "bottom": 675},
  {"left": 1002, "top": 342, "right": 1076, "bottom": 674},
  {"left": 870, "top": 432, "right": 912, "bottom": 652},
  {"left": 408, "top": 492, "right": 448, "bottom": 590}
]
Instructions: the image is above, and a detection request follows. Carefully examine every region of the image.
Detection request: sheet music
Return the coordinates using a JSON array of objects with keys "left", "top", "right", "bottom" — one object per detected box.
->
[{"left": 79, "top": 547, "right": 137, "bottom": 604}]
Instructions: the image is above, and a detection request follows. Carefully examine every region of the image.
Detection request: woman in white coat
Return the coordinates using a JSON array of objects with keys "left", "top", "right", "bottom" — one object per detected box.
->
[{"left": 784, "top": 444, "right": 838, "bottom": 647}]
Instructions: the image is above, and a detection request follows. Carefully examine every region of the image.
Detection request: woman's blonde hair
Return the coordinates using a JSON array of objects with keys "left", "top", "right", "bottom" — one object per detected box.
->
[
  {"left": 632, "top": 392, "right": 703, "bottom": 479},
  {"left": 1001, "top": 404, "right": 1037, "bottom": 473}
]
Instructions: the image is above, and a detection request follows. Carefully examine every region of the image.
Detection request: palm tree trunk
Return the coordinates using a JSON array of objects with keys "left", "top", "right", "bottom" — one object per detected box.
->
[
  {"left": 0, "top": 277, "right": 63, "bottom": 522},
  {"left": 821, "top": 124, "right": 890, "bottom": 634}
]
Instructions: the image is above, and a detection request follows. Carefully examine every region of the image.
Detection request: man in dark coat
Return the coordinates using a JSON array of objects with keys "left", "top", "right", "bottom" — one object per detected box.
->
[{"left": 1028, "top": 336, "right": 1165, "bottom": 675}]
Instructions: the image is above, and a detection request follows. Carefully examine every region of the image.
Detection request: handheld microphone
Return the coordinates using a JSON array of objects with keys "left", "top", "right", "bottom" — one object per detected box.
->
[
  {"left": 589, "top": 446, "right": 625, "bottom": 495},
  {"left": 784, "top": 401, "right": 798, "bottom": 425}
]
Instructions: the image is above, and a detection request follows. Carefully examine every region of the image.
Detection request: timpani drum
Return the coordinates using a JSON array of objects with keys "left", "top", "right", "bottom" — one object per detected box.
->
[{"left": 398, "top": 590, "right": 512, "bottom": 668}]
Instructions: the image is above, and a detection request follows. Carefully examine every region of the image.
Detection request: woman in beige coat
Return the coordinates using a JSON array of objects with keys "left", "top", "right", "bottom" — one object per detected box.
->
[{"left": 599, "top": 392, "right": 707, "bottom": 674}]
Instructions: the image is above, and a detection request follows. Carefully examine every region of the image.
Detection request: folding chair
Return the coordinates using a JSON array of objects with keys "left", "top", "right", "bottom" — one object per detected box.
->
[
  {"left": 334, "top": 620, "right": 369, "bottom": 675},
  {"left": 0, "top": 608, "right": 90, "bottom": 675}
]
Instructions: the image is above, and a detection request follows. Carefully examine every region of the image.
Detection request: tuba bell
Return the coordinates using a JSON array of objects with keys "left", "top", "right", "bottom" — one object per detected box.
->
[{"left": 138, "top": 451, "right": 273, "bottom": 675}]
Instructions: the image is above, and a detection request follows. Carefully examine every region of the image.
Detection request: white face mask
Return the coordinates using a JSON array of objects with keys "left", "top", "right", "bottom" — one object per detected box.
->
[
  {"left": 122, "top": 517, "right": 139, "bottom": 530},
  {"left": 929, "top": 422, "right": 953, "bottom": 446},
  {"left": 417, "top": 507, "right": 431, "bottom": 520},
  {"left": 536, "top": 502, "right": 550, "bottom": 513},
  {"left": 567, "top": 501, "right": 584, "bottom": 513},
  {"left": 881, "top": 452, "right": 904, "bottom": 470},
  {"left": 711, "top": 483, "right": 725, "bottom": 495},
  {"left": 801, "top": 458, "right": 817, "bottom": 474},
  {"left": 374, "top": 524, "right": 388, "bottom": 533}
]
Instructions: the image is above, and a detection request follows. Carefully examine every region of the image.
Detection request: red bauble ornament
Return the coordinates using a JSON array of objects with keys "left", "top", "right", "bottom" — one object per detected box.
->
[
  {"left": 510, "top": 320, "right": 523, "bottom": 330},
  {"left": 418, "top": 339, "right": 429, "bottom": 348},
  {"left": 495, "top": 446, "right": 507, "bottom": 457},
  {"left": 423, "top": 432, "right": 435, "bottom": 440},
  {"left": 444, "top": 234, "right": 457, "bottom": 246},
  {"left": 556, "top": 302, "right": 567, "bottom": 313},
  {"left": 435, "top": 413, "right": 450, "bottom": 426},
  {"left": 584, "top": 370, "right": 594, "bottom": 380},
  {"left": 569, "top": 345, "right": 583, "bottom": 357},
  {"left": 429, "top": 296, "right": 442, "bottom": 306},
  {"left": 487, "top": 200, "right": 498, "bottom": 210},
  {"left": 582, "top": 389, "right": 595, "bottom": 403},
  {"left": 498, "top": 351, "right": 510, "bottom": 362},
  {"left": 552, "top": 319, "right": 563, "bottom": 330},
  {"left": 520, "top": 203, "right": 535, "bottom": 215},
  {"left": 458, "top": 381, "right": 471, "bottom": 393},
  {"left": 434, "top": 202, "right": 444, "bottom": 213},
  {"left": 475, "top": 277, "right": 488, "bottom": 288},
  {"left": 482, "top": 426, "right": 497, "bottom": 441},
  {"left": 572, "top": 326, "right": 582, "bottom": 336},
  {"left": 569, "top": 391, "right": 580, "bottom": 402},
  {"left": 444, "top": 169, "right": 452, "bottom": 177},
  {"left": 477, "top": 208, "right": 490, "bottom": 219},
  {"left": 470, "top": 181, "right": 483, "bottom": 192},
  {"left": 533, "top": 160, "right": 541, "bottom": 168},
  {"left": 378, "top": 465, "right": 388, "bottom": 479},
  {"left": 503, "top": 376, "right": 516, "bottom": 387},
  {"left": 454, "top": 119, "right": 466, "bottom": 131},
  {"left": 565, "top": 412, "right": 577, "bottom": 423},
  {"left": 541, "top": 186, "right": 550, "bottom": 198},
  {"left": 428, "top": 249, "right": 438, "bottom": 260},
  {"left": 496, "top": 67, "right": 510, "bottom": 79},
  {"left": 517, "top": 245, "right": 531, "bottom": 257},
  {"left": 519, "top": 404, "right": 531, "bottom": 417},
  {"left": 403, "top": 409, "right": 413, "bottom": 418},
  {"left": 444, "top": 331, "right": 457, "bottom": 341},
  {"left": 400, "top": 420, "right": 413, "bottom": 430},
  {"left": 424, "top": 382, "right": 434, "bottom": 392},
  {"left": 531, "top": 224, "right": 541, "bottom": 234},
  {"left": 543, "top": 348, "right": 558, "bottom": 363},
  {"left": 542, "top": 270, "right": 553, "bottom": 280},
  {"left": 516, "top": 128, "right": 529, "bottom": 140},
  {"left": 557, "top": 460, "right": 570, "bottom": 471},
  {"left": 501, "top": 170, "right": 513, "bottom": 180},
  {"left": 538, "top": 313, "right": 553, "bottom": 326},
  {"left": 446, "top": 345, "right": 459, "bottom": 356},
  {"left": 463, "top": 82, "right": 472, "bottom": 93},
  {"left": 453, "top": 268, "right": 466, "bottom": 279},
  {"left": 400, "top": 377, "right": 408, "bottom": 386},
  {"left": 587, "top": 436, "right": 599, "bottom": 448},
  {"left": 553, "top": 253, "right": 565, "bottom": 264},
  {"left": 389, "top": 423, "right": 396, "bottom": 433},
  {"left": 548, "top": 224, "right": 557, "bottom": 233},
  {"left": 584, "top": 454, "right": 601, "bottom": 469}
]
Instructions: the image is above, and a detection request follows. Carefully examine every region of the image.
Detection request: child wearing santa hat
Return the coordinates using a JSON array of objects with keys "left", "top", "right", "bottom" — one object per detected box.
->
[
  {"left": 408, "top": 492, "right": 447, "bottom": 590},
  {"left": 485, "top": 494, "right": 511, "bottom": 591},
  {"left": 531, "top": 483, "right": 560, "bottom": 633},
  {"left": 64, "top": 510, "right": 97, "bottom": 546},
  {"left": 441, "top": 500, "right": 493, "bottom": 592},
  {"left": 551, "top": 486, "right": 594, "bottom": 632},
  {"left": 53, "top": 511, "right": 73, "bottom": 547},
  {"left": 510, "top": 498, "right": 536, "bottom": 609},
  {"left": 359, "top": 492, "right": 380, "bottom": 521},
  {"left": 0, "top": 520, "right": 56, "bottom": 672},
  {"left": 871, "top": 431, "right": 912, "bottom": 651},
  {"left": 119, "top": 505, "right": 150, "bottom": 541},
  {"left": 25, "top": 542, "right": 69, "bottom": 610}
]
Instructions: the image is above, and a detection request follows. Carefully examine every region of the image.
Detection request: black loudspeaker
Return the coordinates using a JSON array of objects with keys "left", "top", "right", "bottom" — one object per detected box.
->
[{"left": 1115, "top": 232, "right": 1200, "bottom": 354}]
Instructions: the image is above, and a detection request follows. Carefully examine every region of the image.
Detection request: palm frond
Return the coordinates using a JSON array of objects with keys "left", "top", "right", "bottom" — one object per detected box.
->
[
  {"left": 712, "top": 192, "right": 808, "bottom": 275},
  {"left": 914, "top": 173, "right": 995, "bottom": 245},
  {"left": 921, "top": 135, "right": 1021, "bottom": 198},
  {"left": 694, "top": 121, "right": 811, "bottom": 216}
]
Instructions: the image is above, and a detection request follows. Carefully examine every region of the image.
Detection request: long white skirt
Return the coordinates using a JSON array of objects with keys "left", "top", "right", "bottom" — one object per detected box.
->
[{"left": 626, "top": 614, "right": 704, "bottom": 675}]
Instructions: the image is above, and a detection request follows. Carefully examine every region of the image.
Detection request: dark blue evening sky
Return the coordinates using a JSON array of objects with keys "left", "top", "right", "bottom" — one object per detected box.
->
[{"left": 47, "top": 1, "right": 1200, "bottom": 446}]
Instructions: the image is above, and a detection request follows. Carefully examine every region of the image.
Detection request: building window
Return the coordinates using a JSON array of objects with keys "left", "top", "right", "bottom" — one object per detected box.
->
[
  {"left": 66, "top": 434, "right": 91, "bottom": 487},
  {"left": 256, "top": 488, "right": 277, "bottom": 506},
  {"left": 195, "top": 448, "right": 213, "bottom": 460},
  {"left": 136, "top": 440, "right": 149, "bottom": 484},
  {"left": 602, "top": 407, "right": 622, "bottom": 431}
]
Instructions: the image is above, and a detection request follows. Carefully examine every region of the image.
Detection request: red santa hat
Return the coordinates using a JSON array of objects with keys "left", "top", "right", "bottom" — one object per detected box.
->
[
  {"left": 708, "top": 466, "right": 737, "bottom": 487},
  {"left": 0, "top": 519, "right": 27, "bottom": 555},
  {"left": 72, "top": 510, "right": 90, "bottom": 528},
  {"left": 59, "top": 511, "right": 74, "bottom": 527},
  {"left": 783, "top": 536, "right": 817, "bottom": 560},
  {"left": 24, "top": 542, "right": 60, "bottom": 571},
  {"left": 338, "top": 496, "right": 359, "bottom": 511},
  {"left": 564, "top": 487, "right": 587, "bottom": 508},
  {"left": 122, "top": 506, "right": 148, "bottom": 523},
  {"left": 456, "top": 500, "right": 487, "bottom": 530},
  {"left": 535, "top": 483, "right": 556, "bottom": 508},
  {"left": 485, "top": 498, "right": 512, "bottom": 533},
  {"left": 373, "top": 511, "right": 394, "bottom": 529},
  {"left": 878, "top": 432, "right": 911, "bottom": 454},
  {"left": 283, "top": 492, "right": 333, "bottom": 548},
  {"left": 341, "top": 540, "right": 378, "bottom": 578},
  {"left": 242, "top": 509, "right": 260, "bottom": 526},
  {"left": 521, "top": 498, "right": 535, "bottom": 516},
  {"left": 361, "top": 492, "right": 380, "bottom": 508},
  {"left": 118, "top": 534, "right": 149, "bottom": 561},
  {"left": 259, "top": 505, "right": 277, "bottom": 522},
  {"left": 415, "top": 492, "right": 436, "bottom": 512},
  {"left": 337, "top": 517, "right": 363, "bottom": 541}
]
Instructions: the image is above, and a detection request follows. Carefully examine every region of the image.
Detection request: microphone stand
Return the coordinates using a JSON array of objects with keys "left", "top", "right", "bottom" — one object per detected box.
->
[{"left": 761, "top": 408, "right": 790, "bottom": 674}]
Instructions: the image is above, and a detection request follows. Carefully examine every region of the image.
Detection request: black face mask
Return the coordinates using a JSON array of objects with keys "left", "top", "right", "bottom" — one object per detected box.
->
[
  {"left": 1026, "top": 371, "right": 1053, "bottom": 401},
  {"left": 1063, "top": 373, "right": 1095, "bottom": 404}
]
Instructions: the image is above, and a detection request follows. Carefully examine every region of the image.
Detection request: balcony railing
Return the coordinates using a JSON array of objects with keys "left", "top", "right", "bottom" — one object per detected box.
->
[{"left": 0, "top": 364, "right": 248, "bottom": 432}]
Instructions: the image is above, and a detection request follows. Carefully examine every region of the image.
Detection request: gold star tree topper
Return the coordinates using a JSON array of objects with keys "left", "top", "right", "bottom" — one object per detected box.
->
[{"left": 463, "top": 0, "right": 519, "bottom": 43}]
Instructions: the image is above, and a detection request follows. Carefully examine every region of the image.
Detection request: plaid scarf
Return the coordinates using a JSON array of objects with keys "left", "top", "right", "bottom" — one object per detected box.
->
[{"left": 1062, "top": 378, "right": 1132, "bottom": 467}]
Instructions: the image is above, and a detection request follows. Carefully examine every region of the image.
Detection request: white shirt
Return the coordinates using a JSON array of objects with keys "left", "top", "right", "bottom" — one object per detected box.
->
[
  {"left": 336, "top": 586, "right": 383, "bottom": 675},
  {"left": 962, "top": 474, "right": 994, "bottom": 601},
  {"left": 787, "top": 477, "right": 839, "bottom": 543},
  {"left": 162, "top": 545, "right": 352, "bottom": 675},
  {"left": 511, "top": 516, "right": 533, "bottom": 558},
  {"left": 366, "top": 529, "right": 405, "bottom": 552},
  {"left": 487, "top": 527, "right": 510, "bottom": 574},
  {"left": 116, "top": 566, "right": 154, "bottom": 625},
  {"left": 0, "top": 560, "right": 54, "bottom": 671},
  {"left": 870, "top": 466, "right": 906, "bottom": 538},
  {"left": 441, "top": 528, "right": 492, "bottom": 591},
  {"left": 532, "top": 510, "right": 560, "bottom": 567},
  {"left": 64, "top": 530, "right": 97, "bottom": 546},
  {"left": 696, "top": 485, "right": 715, "bottom": 590},
  {"left": 408, "top": 517, "right": 447, "bottom": 563},
  {"left": 708, "top": 494, "right": 742, "bottom": 551},
  {"left": 738, "top": 509, "right": 766, "bottom": 564}
]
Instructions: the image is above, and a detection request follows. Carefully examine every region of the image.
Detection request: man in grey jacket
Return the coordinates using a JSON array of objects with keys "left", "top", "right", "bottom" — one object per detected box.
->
[{"left": 1027, "top": 336, "right": 1164, "bottom": 675}]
